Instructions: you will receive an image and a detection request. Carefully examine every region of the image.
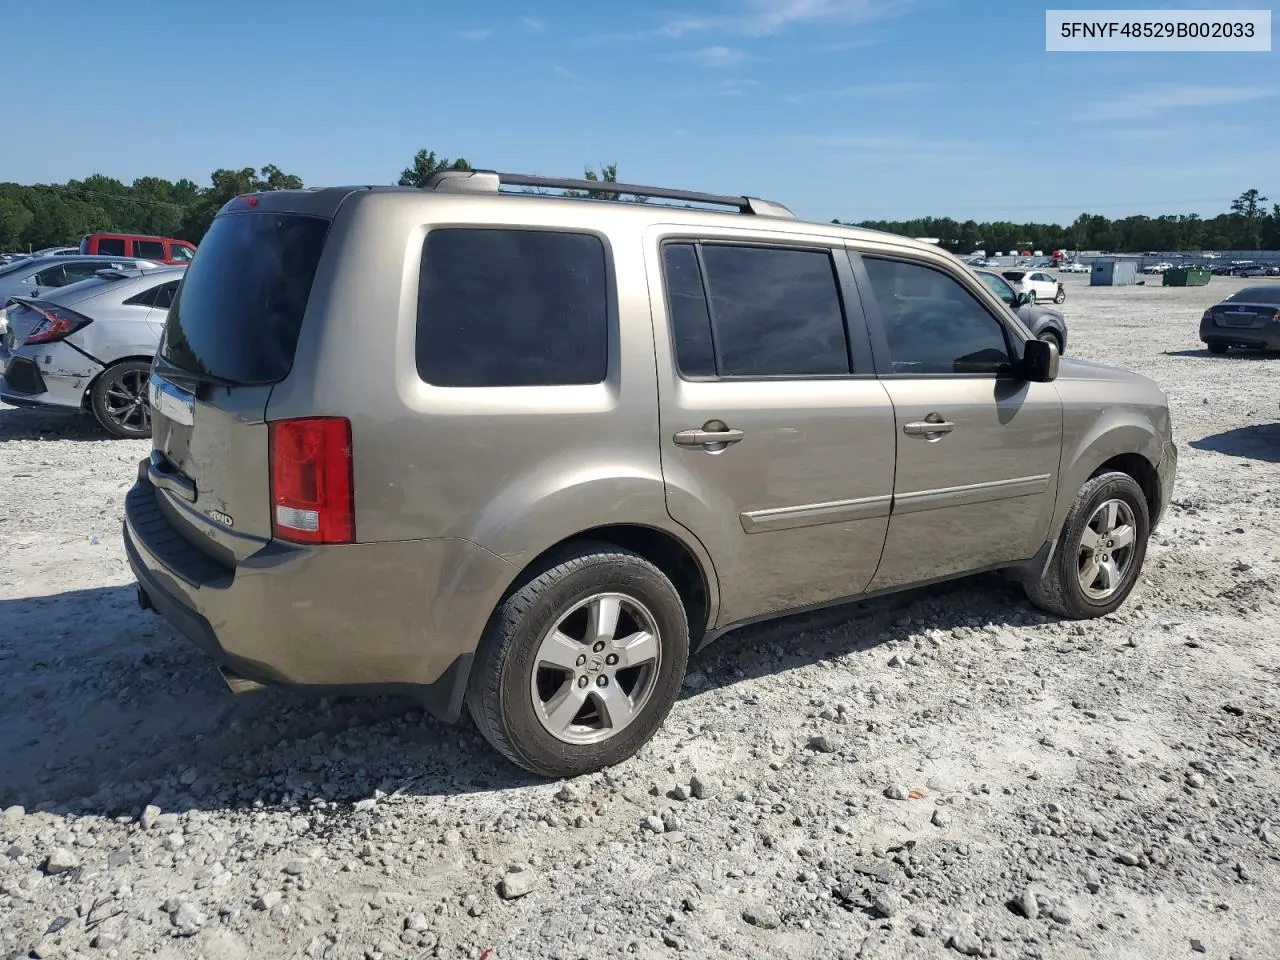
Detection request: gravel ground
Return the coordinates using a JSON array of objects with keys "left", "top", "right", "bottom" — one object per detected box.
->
[{"left": 2, "top": 274, "right": 1279, "bottom": 960}]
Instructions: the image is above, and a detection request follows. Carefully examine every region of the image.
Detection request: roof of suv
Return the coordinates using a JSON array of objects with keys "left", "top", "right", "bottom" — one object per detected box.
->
[{"left": 217, "top": 170, "right": 947, "bottom": 259}]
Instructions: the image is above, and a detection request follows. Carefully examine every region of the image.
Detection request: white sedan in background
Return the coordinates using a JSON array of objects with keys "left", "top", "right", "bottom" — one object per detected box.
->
[{"left": 1000, "top": 269, "right": 1065, "bottom": 304}]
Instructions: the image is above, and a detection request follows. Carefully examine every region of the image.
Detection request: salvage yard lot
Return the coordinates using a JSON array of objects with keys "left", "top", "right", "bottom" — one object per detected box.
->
[{"left": 1, "top": 274, "right": 1278, "bottom": 960}]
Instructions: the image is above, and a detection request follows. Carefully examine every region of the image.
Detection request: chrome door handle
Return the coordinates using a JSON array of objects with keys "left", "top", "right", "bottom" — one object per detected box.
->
[
  {"left": 903, "top": 418, "right": 954, "bottom": 438},
  {"left": 674, "top": 426, "right": 744, "bottom": 447}
]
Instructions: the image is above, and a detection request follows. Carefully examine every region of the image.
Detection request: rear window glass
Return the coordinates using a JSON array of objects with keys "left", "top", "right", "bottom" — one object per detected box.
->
[
  {"left": 161, "top": 213, "right": 328, "bottom": 384},
  {"left": 416, "top": 228, "right": 608, "bottom": 387},
  {"left": 1001, "top": 271, "right": 1025, "bottom": 280},
  {"left": 1227, "top": 286, "right": 1280, "bottom": 305}
]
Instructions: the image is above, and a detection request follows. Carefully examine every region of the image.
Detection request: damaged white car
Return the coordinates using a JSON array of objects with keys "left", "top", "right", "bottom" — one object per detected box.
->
[{"left": 0, "top": 264, "right": 184, "bottom": 438}]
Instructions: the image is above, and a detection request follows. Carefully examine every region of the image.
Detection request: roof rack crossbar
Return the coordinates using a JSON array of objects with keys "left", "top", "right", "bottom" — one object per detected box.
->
[{"left": 421, "top": 169, "right": 795, "bottom": 218}]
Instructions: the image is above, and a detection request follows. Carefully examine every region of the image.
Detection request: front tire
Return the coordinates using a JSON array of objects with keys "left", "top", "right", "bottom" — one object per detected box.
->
[
  {"left": 467, "top": 542, "right": 689, "bottom": 778},
  {"left": 1024, "top": 471, "right": 1150, "bottom": 619},
  {"left": 89, "top": 360, "right": 152, "bottom": 439}
]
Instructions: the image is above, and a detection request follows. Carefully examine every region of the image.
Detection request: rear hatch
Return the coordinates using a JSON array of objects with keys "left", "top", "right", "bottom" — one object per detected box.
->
[{"left": 148, "top": 202, "right": 332, "bottom": 565}]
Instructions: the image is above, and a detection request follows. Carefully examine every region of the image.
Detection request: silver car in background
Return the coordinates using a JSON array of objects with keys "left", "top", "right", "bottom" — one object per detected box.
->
[
  {"left": 0, "top": 254, "right": 160, "bottom": 319},
  {"left": 0, "top": 265, "right": 185, "bottom": 438}
]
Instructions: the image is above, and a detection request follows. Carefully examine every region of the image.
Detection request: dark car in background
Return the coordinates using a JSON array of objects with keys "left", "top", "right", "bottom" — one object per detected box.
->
[
  {"left": 974, "top": 269, "right": 1069, "bottom": 354},
  {"left": 1200, "top": 285, "right": 1280, "bottom": 354}
]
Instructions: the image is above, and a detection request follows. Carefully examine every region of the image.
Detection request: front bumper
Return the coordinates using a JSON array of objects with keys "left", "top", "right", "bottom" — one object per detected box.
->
[
  {"left": 1154, "top": 438, "right": 1177, "bottom": 531},
  {"left": 0, "top": 339, "right": 100, "bottom": 410},
  {"left": 122, "top": 460, "right": 516, "bottom": 720}
]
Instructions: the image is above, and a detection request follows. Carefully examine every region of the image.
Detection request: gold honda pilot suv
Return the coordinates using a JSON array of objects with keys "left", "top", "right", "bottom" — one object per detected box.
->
[{"left": 124, "top": 170, "right": 1177, "bottom": 778}]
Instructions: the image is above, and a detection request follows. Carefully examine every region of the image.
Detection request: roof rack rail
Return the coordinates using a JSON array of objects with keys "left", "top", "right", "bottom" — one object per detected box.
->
[{"left": 421, "top": 169, "right": 795, "bottom": 219}]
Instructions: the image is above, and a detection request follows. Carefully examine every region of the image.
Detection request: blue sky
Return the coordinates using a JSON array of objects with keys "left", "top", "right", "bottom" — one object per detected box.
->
[{"left": 0, "top": 0, "right": 1274, "bottom": 223}]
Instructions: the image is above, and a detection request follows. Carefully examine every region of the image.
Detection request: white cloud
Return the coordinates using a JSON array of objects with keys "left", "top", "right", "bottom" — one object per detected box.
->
[
  {"left": 1078, "top": 83, "right": 1273, "bottom": 120},
  {"left": 683, "top": 45, "right": 750, "bottom": 68},
  {"left": 662, "top": 0, "right": 907, "bottom": 37},
  {"left": 782, "top": 81, "right": 931, "bottom": 104},
  {"left": 522, "top": 17, "right": 547, "bottom": 32},
  {"left": 578, "top": 0, "right": 906, "bottom": 44},
  {"left": 457, "top": 28, "right": 492, "bottom": 42},
  {"left": 803, "top": 133, "right": 990, "bottom": 159},
  {"left": 711, "top": 78, "right": 762, "bottom": 97}
]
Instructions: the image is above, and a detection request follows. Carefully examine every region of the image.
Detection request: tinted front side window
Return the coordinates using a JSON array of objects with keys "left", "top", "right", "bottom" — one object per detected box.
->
[
  {"left": 135, "top": 240, "right": 165, "bottom": 259},
  {"left": 162, "top": 213, "right": 329, "bottom": 384},
  {"left": 863, "top": 257, "right": 1012, "bottom": 375},
  {"left": 976, "top": 271, "right": 1016, "bottom": 305},
  {"left": 96, "top": 238, "right": 126, "bottom": 256},
  {"left": 416, "top": 228, "right": 608, "bottom": 387}
]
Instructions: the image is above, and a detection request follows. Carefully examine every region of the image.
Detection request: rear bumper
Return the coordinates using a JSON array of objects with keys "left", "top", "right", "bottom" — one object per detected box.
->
[
  {"left": 0, "top": 341, "right": 98, "bottom": 411},
  {"left": 123, "top": 459, "right": 516, "bottom": 721},
  {"left": 1199, "top": 320, "right": 1280, "bottom": 349}
]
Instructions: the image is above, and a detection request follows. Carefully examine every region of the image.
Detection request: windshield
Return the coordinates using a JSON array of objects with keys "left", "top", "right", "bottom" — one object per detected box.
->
[
  {"left": 977, "top": 271, "right": 1017, "bottom": 304},
  {"left": 160, "top": 212, "right": 329, "bottom": 384}
]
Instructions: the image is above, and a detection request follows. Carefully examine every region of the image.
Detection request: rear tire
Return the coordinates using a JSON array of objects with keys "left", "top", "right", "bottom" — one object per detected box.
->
[
  {"left": 1026, "top": 291, "right": 1037, "bottom": 304},
  {"left": 1206, "top": 342, "right": 1228, "bottom": 355},
  {"left": 466, "top": 542, "right": 689, "bottom": 778},
  {"left": 1053, "top": 287, "right": 1066, "bottom": 304},
  {"left": 89, "top": 360, "right": 152, "bottom": 439},
  {"left": 1024, "top": 471, "right": 1150, "bottom": 619}
]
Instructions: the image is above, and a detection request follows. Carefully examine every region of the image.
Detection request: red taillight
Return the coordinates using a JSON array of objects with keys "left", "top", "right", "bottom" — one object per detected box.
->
[
  {"left": 23, "top": 305, "right": 91, "bottom": 345},
  {"left": 269, "top": 417, "right": 354, "bottom": 545}
]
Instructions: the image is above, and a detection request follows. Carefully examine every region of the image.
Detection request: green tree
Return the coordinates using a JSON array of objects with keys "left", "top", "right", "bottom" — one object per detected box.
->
[
  {"left": 398, "top": 149, "right": 471, "bottom": 187},
  {"left": 1229, "top": 188, "right": 1269, "bottom": 249},
  {"left": 178, "top": 165, "right": 305, "bottom": 242}
]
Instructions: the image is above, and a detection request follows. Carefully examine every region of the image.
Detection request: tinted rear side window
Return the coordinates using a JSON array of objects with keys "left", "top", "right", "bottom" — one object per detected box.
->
[
  {"left": 97, "top": 238, "right": 126, "bottom": 256},
  {"left": 661, "top": 242, "right": 850, "bottom": 378},
  {"left": 161, "top": 213, "right": 328, "bottom": 384},
  {"left": 416, "top": 228, "right": 608, "bottom": 387},
  {"left": 134, "top": 239, "right": 165, "bottom": 259}
]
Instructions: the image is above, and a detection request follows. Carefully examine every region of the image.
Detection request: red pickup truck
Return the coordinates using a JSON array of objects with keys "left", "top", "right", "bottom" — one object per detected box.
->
[{"left": 79, "top": 233, "right": 196, "bottom": 265}]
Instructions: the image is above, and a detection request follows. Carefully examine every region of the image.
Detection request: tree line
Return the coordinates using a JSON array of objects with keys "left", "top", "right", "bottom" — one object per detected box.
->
[
  {"left": 1, "top": 149, "right": 1274, "bottom": 255},
  {"left": 842, "top": 189, "right": 1277, "bottom": 254}
]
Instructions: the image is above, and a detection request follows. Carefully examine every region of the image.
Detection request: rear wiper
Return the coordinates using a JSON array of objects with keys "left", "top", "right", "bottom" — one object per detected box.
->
[{"left": 152, "top": 357, "right": 240, "bottom": 389}]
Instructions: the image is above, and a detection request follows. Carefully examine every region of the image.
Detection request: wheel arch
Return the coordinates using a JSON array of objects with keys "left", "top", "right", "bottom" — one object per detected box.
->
[
  {"left": 81, "top": 354, "right": 153, "bottom": 410},
  {"left": 1054, "top": 421, "right": 1164, "bottom": 535},
  {"left": 497, "top": 523, "right": 717, "bottom": 648}
]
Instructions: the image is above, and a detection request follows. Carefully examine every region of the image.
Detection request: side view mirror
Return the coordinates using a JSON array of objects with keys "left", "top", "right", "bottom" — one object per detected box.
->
[
  {"left": 1022, "top": 337, "right": 1059, "bottom": 383},
  {"left": 1014, "top": 291, "right": 1030, "bottom": 306}
]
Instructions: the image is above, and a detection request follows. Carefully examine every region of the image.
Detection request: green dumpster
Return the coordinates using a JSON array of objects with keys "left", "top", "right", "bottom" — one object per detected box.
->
[{"left": 1163, "top": 267, "right": 1211, "bottom": 287}]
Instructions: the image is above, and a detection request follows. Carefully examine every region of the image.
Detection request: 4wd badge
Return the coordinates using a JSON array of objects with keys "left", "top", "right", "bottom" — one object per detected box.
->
[{"left": 207, "top": 509, "right": 234, "bottom": 528}]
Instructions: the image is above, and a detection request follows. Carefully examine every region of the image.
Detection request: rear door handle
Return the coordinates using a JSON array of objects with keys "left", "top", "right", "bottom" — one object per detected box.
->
[
  {"left": 903, "top": 417, "right": 955, "bottom": 438},
  {"left": 674, "top": 426, "right": 744, "bottom": 447}
]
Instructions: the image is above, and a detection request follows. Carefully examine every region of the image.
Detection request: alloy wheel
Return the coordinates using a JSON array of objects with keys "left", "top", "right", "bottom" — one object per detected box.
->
[
  {"left": 1076, "top": 498, "right": 1137, "bottom": 601},
  {"left": 530, "top": 592, "right": 662, "bottom": 745}
]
